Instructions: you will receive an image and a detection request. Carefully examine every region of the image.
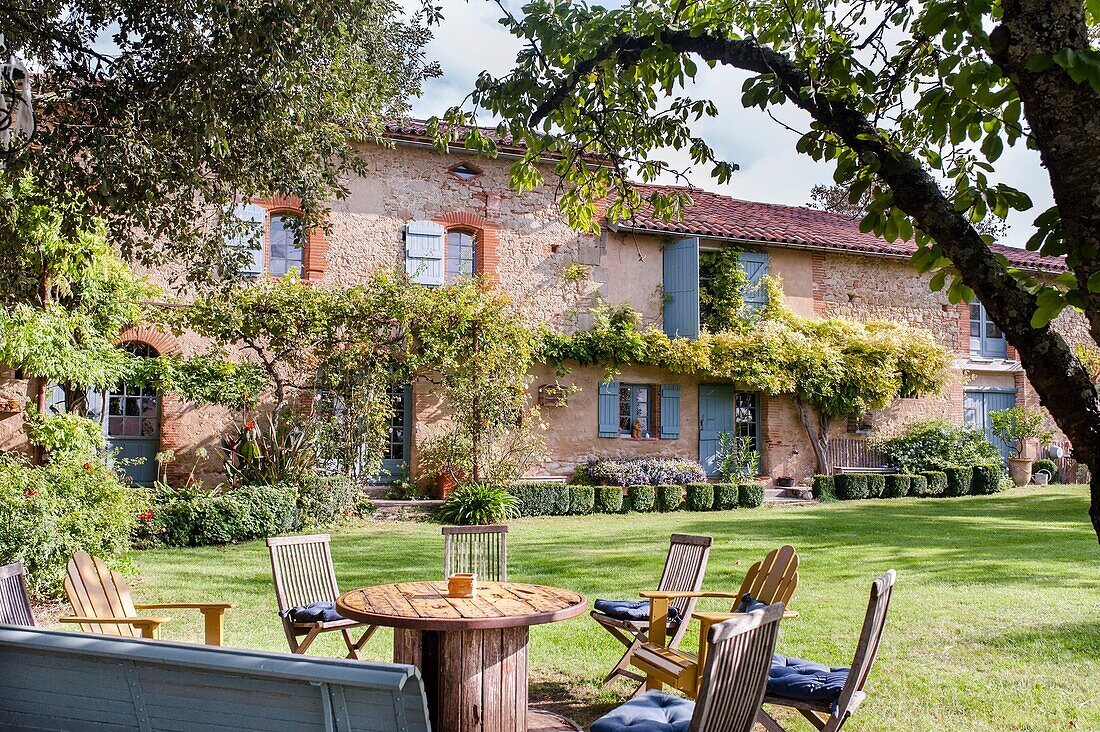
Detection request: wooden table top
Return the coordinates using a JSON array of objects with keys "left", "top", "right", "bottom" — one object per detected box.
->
[{"left": 336, "top": 581, "right": 587, "bottom": 631}]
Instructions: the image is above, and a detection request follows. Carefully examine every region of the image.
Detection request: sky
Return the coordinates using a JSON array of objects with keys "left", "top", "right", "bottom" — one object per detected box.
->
[{"left": 409, "top": 0, "right": 1054, "bottom": 245}]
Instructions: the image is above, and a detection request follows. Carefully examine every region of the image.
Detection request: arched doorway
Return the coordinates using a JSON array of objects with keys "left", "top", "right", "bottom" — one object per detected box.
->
[{"left": 97, "top": 342, "right": 161, "bottom": 485}]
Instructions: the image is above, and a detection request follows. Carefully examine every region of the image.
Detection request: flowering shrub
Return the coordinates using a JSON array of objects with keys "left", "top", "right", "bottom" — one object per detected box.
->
[
  {"left": 0, "top": 453, "right": 140, "bottom": 600},
  {"left": 586, "top": 458, "right": 706, "bottom": 487},
  {"left": 873, "top": 419, "right": 1002, "bottom": 473},
  {"left": 146, "top": 483, "right": 298, "bottom": 547}
]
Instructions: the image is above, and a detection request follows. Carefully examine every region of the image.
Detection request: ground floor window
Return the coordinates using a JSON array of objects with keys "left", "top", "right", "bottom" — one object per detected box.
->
[
  {"left": 384, "top": 385, "right": 408, "bottom": 462},
  {"left": 619, "top": 384, "right": 653, "bottom": 437},
  {"left": 733, "top": 391, "right": 760, "bottom": 452}
]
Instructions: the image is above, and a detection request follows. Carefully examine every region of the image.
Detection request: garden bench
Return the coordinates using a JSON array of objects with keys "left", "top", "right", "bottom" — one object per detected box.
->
[{"left": 0, "top": 624, "right": 431, "bottom": 732}]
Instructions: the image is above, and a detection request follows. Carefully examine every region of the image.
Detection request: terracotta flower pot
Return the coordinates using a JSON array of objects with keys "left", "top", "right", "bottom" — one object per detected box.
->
[
  {"left": 436, "top": 473, "right": 459, "bottom": 499},
  {"left": 1007, "top": 457, "right": 1033, "bottom": 487}
]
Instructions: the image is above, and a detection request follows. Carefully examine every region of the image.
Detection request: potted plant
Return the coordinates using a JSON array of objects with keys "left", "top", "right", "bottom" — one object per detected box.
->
[
  {"left": 418, "top": 430, "right": 470, "bottom": 499},
  {"left": 990, "top": 407, "right": 1054, "bottom": 487}
]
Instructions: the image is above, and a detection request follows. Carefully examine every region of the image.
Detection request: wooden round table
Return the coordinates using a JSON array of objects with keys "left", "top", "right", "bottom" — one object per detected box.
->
[{"left": 337, "top": 581, "right": 586, "bottom": 732}]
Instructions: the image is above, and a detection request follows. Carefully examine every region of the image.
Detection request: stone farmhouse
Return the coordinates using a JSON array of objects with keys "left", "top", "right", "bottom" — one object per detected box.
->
[{"left": 0, "top": 121, "right": 1083, "bottom": 489}]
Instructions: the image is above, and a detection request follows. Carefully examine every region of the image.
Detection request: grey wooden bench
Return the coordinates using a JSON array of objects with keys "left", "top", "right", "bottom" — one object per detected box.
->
[{"left": 0, "top": 624, "right": 431, "bottom": 731}]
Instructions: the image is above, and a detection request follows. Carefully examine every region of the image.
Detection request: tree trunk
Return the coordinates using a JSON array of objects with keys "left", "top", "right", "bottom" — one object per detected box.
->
[{"left": 793, "top": 396, "right": 831, "bottom": 475}]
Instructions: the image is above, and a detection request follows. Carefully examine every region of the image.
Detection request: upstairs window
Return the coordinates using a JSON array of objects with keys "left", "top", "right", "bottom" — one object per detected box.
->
[
  {"left": 449, "top": 162, "right": 483, "bottom": 181},
  {"left": 268, "top": 213, "right": 305, "bottom": 277},
  {"left": 970, "top": 302, "right": 1006, "bottom": 358},
  {"left": 228, "top": 204, "right": 305, "bottom": 278},
  {"left": 446, "top": 231, "right": 477, "bottom": 282}
]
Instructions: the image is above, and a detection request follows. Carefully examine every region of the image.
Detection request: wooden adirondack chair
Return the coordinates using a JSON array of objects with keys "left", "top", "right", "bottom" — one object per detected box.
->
[
  {"left": 759, "top": 570, "right": 897, "bottom": 732},
  {"left": 442, "top": 524, "right": 508, "bottom": 581},
  {"left": 592, "top": 533, "right": 713, "bottom": 686},
  {"left": 0, "top": 562, "right": 35, "bottom": 626},
  {"left": 591, "top": 603, "right": 787, "bottom": 732},
  {"left": 267, "top": 533, "right": 377, "bottom": 657},
  {"left": 60, "top": 551, "right": 234, "bottom": 644},
  {"left": 631, "top": 544, "right": 800, "bottom": 697}
]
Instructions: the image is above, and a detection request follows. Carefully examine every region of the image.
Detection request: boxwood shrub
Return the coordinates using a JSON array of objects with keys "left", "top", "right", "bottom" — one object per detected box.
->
[
  {"left": 738, "top": 482, "right": 765, "bottom": 508},
  {"left": 943, "top": 466, "right": 972, "bottom": 497},
  {"left": 922, "top": 470, "right": 948, "bottom": 496},
  {"left": 834, "top": 473, "right": 869, "bottom": 500},
  {"left": 655, "top": 484, "right": 682, "bottom": 512},
  {"left": 627, "top": 484, "right": 656, "bottom": 512},
  {"left": 866, "top": 473, "right": 886, "bottom": 499},
  {"left": 685, "top": 483, "right": 714, "bottom": 511},
  {"left": 509, "top": 482, "right": 570, "bottom": 516},
  {"left": 908, "top": 474, "right": 928, "bottom": 497},
  {"left": 713, "top": 483, "right": 739, "bottom": 510},
  {"left": 1032, "top": 458, "right": 1060, "bottom": 483},
  {"left": 569, "top": 485, "right": 596, "bottom": 515},
  {"left": 811, "top": 475, "right": 835, "bottom": 501},
  {"left": 594, "top": 486, "right": 624, "bottom": 514},
  {"left": 882, "top": 474, "right": 909, "bottom": 498},
  {"left": 971, "top": 464, "right": 1003, "bottom": 495}
]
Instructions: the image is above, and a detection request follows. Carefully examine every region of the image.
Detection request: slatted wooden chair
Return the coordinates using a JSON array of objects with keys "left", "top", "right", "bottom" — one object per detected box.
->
[
  {"left": 0, "top": 562, "right": 35, "bottom": 626},
  {"left": 592, "top": 533, "right": 714, "bottom": 687},
  {"left": 591, "top": 603, "right": 787, "bottom": 732},
  {"left": 759, "top": 570, "right": 897, "bottom": 732},
  {"left": 60, "top": 550, "right": 234, "bottom": 644},
  {"left": 267, "top": 533, "right": 377, "bottom": 657},
  {"left": 631, "top": 544, "right": 800, "bottom": 697},
  {"left": 442, "top": 524, "right": 508, "bottom": 582}
]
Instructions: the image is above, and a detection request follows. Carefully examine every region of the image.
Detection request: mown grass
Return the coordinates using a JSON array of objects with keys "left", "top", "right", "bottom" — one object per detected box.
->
[{"left": 118, "top": 485, "right": 1100, "bottom": 731}]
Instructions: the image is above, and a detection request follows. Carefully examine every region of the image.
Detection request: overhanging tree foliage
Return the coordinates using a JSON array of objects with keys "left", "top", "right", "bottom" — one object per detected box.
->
[
  {"left": 2, "top": 0, "right": 436, "bottom": 283},
  {"left": 440, "top": 0, "right": 1100, "bottom": 541}
]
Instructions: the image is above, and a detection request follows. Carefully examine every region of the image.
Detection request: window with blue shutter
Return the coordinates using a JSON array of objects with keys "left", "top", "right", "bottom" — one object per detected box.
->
[
  {"left": 597, "top": 380, "right": 620, "bottom": 437},
  {"left": 663, "top": 237, "right": 700, "bottom": 339},
  {"left": 227, "top": 203, "right": 266, "bottom": 277},
  {"left": 405, "top": 221, "right": 445, "bottom": 286},
  {"left": 969, "top": 301, "right": 1007, "bottom": 358},
  {"left": 739, "top": 250, "right": 770, "bottom": 312},
  {"left": 659, "top": 385, "right": 681, "bottom": 439}
]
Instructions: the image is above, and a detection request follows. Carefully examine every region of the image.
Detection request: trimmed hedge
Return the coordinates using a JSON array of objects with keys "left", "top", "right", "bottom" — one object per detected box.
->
[
  {"left": 509, "top": 482, "right": 570, "bottom": 517},
  {"left": 922, "top": 470, "right": 948, "bottom": 496},
  {"left": 685, "top": 483, "right": 714, "bottom": 511},
  {"left": 866, "top": 474, "right": 886, "bottom": 499},
  {"left": 569, "top": 485, "right": 595, "bottom": 515},
  {"left": 971, "top": 464, "right": 1003, "bottom": 495},
  {"left": 655, "top": 484, "right": 682, "bottom": 512},
  {"left": 882, "top": 474, "right": 909, "bottom": 499},
  {"left": 835, "top": 473, "right": 869, "bottom": 500},
  {"left": 594, "top": 486, "right": 624, "bottom": 514},
  {"left": 908, "top": 474, "right": 928, "bottom": 496},
  {"left": 713, "top": 483, "right": 739, "bottom": 510},
  {"left": 943, "top": 466, "right": 972, "bottom": 497},
  {"left": 738, "top": 482, "right": 765, "bottom": 508},
  {"left": 811, "top": 475, "right": 835, "bottom": 501},
  {"left": 627, "top": 484, "right": 656, "bottom": 513}
]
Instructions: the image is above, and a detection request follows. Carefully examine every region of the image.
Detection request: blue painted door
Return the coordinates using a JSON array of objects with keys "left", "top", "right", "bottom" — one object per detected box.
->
[
  {"left": 964, "top": 390, "right": 1016, "bottom": 461},
  {"left": 100, "top": 382, "right": 160, "bottom": 486},
  {"left": 379, "top": 385, "right": 413, "bottom": 481},
  {"left": 699, "top": 384, "right": 735, "bottom": 476}
]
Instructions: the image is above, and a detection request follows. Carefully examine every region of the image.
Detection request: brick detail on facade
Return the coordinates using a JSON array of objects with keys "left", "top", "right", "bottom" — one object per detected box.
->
[
  {"left": 956, "top": 302, "right": 971, "bottom": 356},
  {"left": 433, "top": 211, "right": 502, "bottom": 284},
  {"left": 117, "top": 325, "right": 182, "bottom": 356},
  {"left": 115, "top": 326, "right": 186, "bottom": 482},
  {"left": 252, "top": 196, "right": 330, "bottom": 281}
]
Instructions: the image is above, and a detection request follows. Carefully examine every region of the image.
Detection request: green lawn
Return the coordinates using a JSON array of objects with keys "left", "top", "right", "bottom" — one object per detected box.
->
[{"left": 120, "top": 485, "right": 1100, "bottom": 731}]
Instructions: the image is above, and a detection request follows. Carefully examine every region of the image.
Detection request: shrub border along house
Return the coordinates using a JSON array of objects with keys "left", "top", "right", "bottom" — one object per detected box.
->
[
  {"left": 506, "top": 478, "right": 768, "bottom": 518},
  {"left": 826, "top": 466, "right": 1009, "bottom": 502},
  {"left": 685, "top": 483, "right": 714, "bottom": 511}
]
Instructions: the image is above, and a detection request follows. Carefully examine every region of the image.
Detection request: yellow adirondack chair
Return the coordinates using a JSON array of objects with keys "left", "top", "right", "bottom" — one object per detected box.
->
[
  {"left": 631, "top": 544, "right": 801, "bottom": 697},
  {"left": 60, "top": 550, "right": 234, "bottom": 645}
]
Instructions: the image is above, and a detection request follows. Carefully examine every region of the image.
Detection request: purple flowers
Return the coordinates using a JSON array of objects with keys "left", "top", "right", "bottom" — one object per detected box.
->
[{"left": 586, "top": 457, "right": 706, "bottom": 487}]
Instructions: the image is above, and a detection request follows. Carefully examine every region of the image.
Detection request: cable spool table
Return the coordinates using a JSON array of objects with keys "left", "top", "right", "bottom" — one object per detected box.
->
[{"left": 336, "top": 580, "right": 587, "bottom": 732}]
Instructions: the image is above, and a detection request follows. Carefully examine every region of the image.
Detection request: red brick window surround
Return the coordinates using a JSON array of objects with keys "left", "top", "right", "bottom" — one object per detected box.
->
[
  {"left": 433, "top": 211, "right": 501, "bottom": 284},
  {"left": 251, "top": 196, "right": 329, "bottom": 281}
]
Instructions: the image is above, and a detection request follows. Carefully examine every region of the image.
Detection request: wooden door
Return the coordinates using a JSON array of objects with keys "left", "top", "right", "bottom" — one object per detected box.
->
[{"left": 699, "top": 384, "right": 734, "bottom": 476}]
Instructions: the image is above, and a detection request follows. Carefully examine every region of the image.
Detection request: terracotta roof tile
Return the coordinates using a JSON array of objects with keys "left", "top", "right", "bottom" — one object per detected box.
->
[{"left": 620, "top": 183, "right": 1065, "bottom": 273}]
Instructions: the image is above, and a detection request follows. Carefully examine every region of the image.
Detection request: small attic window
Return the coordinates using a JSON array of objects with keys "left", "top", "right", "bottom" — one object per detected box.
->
[{"left": 449, "top": 162, "right": 483, "bottom": 181}]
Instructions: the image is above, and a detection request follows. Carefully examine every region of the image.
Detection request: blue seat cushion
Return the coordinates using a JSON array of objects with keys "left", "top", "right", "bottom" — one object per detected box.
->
[
  {"left": 768, "top": 654, "right": 850, "bottom": 707},
  {"left": 590, "top": 691, "right": 694, "bottom": 732},
  {"left": 280, "top": 601, "right": 343, "bottom": 623},
  {"left": 594, "top": 599, "right": 683, "bottom": 624},
  {"left": 736, "top": 593, "right": 767, "bottom": 613}
]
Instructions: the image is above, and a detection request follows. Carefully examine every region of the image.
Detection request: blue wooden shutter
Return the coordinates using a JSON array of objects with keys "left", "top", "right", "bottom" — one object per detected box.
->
[
  {"left": 740, "top": 250, "right": 770, "bottom": 312},
  {"left": 598, "top": 380, "right": 620, "bottom": 437},
  {"left": 405, "top": 221, "right": 445, "bottom": 286},
  {"left": 659, "top": 385, "right": 681, "bottom": 439},
  {"left": 663, "top": 237, "right": 700, "bottom": 338},
  {"left": 227, "top": 204, "right": 266, "bottom": 277}
]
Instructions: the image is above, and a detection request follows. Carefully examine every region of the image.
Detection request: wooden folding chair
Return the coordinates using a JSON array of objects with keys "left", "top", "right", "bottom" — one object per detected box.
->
[
  {"left": 267, "top": 534, "right": 377, "bottom": 658},
  {"left": 442, "top": 524, "right": 508, "bottom": 581},
  {"left": 591, "top": 603, "right": 787, "bottom": 732},
  {"left": 759, "top": 570, "right": 897, "bottom": 732},
  {"left": 0, "top": 562, "right": 35, "bottom": 626},
  {"left": 61, "top": 551, "right": 234, "bottom": 644},
  {"left": 592, "top": 533, "right": 713, "bottom": 686},
  {"left": 631, "top": 544, "right": 800, "bottom": 697}
]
